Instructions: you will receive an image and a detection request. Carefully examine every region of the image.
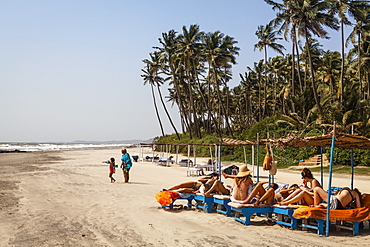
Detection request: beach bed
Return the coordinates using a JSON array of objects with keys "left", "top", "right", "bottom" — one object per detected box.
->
[
  {"left": 213, "top": 195, "right": 232, "bottom": 217},
  {"left": 228, "top": 202, "right": 273, "bottom": 225},
  {"left": 194, "top": 193, "right": 214, "bottom": 213}
]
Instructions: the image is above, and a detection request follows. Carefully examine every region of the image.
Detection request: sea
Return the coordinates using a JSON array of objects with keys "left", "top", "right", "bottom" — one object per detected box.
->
[{"left": 0, "top": 142, "right": 134, "bottom": 152}]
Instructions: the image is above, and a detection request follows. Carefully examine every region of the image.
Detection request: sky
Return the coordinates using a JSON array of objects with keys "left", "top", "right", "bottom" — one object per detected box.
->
[{"left": 0, "top": 0, "right": 347, "bottom": 142}]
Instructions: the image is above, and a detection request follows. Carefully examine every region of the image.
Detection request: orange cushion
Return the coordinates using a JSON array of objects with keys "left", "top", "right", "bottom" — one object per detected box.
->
[{"left": 361, "top": 194, "right": 370, "bottom": 207}]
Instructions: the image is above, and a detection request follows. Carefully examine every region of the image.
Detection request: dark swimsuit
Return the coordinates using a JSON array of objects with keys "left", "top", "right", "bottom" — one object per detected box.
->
[{"left": 335, "top": 188, "right": 356, "bottom": 209}]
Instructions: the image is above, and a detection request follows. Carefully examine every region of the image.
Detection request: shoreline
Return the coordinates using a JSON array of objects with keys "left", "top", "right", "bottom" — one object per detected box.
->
[{"left": 1, "top": 147, "right": 369, "bottom": 246}]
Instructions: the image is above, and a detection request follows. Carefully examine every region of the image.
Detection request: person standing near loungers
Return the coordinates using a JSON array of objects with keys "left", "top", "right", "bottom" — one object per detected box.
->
[{"left": 120, "top": 149, "right": 132, "bottom": 183}]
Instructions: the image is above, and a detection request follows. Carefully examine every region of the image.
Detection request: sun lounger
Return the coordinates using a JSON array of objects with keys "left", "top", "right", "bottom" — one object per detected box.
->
[
  {"left": 186, "top": 167, "right": 203, "bottom": 176},
  {"left": 272, "top": 205, "right": 299, "bottom": 230},
  {"left": 228, "top": 202, "right": 273, "bottom": 225},
  {"left": 213, "top": 195, "right": 232, "bottom": 217},
  {"left": 155, "top": 191, "right": 195, "bottom": 210},
  {"left": 293, "top": 205, "right": 370, "bottom": 235},
  {"left": 194, "top": 193, "right": 215, "bottom": 213}
]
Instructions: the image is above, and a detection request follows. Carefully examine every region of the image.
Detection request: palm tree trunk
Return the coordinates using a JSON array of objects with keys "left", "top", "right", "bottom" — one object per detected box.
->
[
  {"left": 340, "top": 20, "right": 345, "bottom": 103},
  {"left": 156, "top": 86, "right": 180, "bottom": 139},
  {"left": 151, "top": 84, "right": 165, "bottom": 136},
  {"left": 305, "top": 30, "right": 324, "bottom": 119}
]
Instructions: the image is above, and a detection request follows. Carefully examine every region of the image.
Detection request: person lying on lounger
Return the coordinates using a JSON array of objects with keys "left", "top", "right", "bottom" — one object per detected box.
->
[
  {"left": 279, "top": 168, "right": 321, "bottom": 206},
  {"left": 277, "top": 184, "right": 299, "bottom": 200},
  {"left": 201, "top": 179, "right": 232, "bottom": 197},
  {"left": 162, "top": 173, "right": 219, "bottom": 193},
  {"left": 233, "top": 181, "right": 279, "bottom": 206},
  {"left": 313, "top": 187, "right": 362, "bottom": 209}
]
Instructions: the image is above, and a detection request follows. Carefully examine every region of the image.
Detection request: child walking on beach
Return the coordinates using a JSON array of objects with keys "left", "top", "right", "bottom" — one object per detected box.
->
[{"left": 102, "top": 157, "right": 116, "bottom": 183}]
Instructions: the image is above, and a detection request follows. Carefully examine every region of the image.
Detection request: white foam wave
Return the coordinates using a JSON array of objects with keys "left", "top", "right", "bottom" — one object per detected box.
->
[{"left": 0, "top": 143, "right": 131, "bottom": 152}]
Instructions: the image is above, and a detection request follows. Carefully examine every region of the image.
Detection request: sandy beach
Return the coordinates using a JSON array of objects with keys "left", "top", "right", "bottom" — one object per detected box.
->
[{"left": 1, "top": 147, "right": 369, "bottom": 246}]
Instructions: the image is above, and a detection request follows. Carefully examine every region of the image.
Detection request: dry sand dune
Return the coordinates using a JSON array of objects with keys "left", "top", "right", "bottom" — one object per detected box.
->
[{"left": 1, "top": 147, "right": 369, "bottom": 246}]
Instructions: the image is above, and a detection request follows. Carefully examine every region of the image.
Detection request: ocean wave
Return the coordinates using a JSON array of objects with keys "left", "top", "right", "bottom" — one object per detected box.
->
[{"left": 0, "top": 143, "right": 132, "bottom": 152}]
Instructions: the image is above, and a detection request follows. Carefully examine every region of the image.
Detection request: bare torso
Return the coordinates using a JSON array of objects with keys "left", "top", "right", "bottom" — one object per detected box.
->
[{"left": 232, "top": 177, "right": 253, "bottom": 201}]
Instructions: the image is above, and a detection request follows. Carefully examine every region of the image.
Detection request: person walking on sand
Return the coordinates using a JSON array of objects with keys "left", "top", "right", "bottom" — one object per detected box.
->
[
  {"left": 102, "top": 157, "right": 116, "bottom": 183},
  {"left": 120, "top": 149, "right": 132, "bottom": 183}
]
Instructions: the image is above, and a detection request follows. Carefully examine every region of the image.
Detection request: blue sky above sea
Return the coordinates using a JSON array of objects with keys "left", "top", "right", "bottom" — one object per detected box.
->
[{"left": 0, "top": 0, "right": 350, "bottom": 142}]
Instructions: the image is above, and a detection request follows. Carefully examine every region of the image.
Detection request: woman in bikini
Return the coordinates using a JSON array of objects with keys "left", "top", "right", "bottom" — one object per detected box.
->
[
  {"left": 279, "top": 168, "right": 321, "bottom": 206},
  {"left": 226, "top": 165, "right": 254, "bottom": 203},
  {"left": 313, "top": 187, "right": 362, "bottom": 209}
]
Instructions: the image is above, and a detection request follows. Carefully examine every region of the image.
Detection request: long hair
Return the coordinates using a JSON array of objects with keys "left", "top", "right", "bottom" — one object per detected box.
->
[
  {"left": 301, "top": 168, "right": 314, "bottom": 179},
  {"left": 234, "top": 176, "right": 250, "bottom": 187}
]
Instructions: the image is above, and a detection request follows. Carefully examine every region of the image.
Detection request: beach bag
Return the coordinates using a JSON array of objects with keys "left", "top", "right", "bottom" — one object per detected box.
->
[
  {"left": 263, "top": 144, "right": 272, "bottom": 171},
  {"left": 269, "top": 161, "right": 277, "bottom": 175}
]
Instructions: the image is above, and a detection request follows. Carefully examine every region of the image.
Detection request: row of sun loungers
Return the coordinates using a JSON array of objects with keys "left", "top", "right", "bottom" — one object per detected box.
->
[{"left": 157, "top": 189, "right": 370, "bottom": 236}]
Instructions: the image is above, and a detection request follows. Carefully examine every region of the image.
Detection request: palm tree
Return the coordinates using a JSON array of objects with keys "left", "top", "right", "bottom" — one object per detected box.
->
[
  {"left": 317, "top": 50, "right": 341, "bottom": 99},
  {"left": 294, "top": 0, "right": 339, "bottom": 120},
  {"left": 203, "top": 31, "right": 240, "bottom": 136},
  {"left": 329, "top": 0, "right": 370, "bottom": 103},
  {"left": 254, "top": 23, "right": 285, "bottom": 117},
  {"left": 141, "top": 55, "right": 165, "bottom": 137},
  {"left": 175, "top": 24, "right": 204, "bottom": 138},
  {"left": 265, "top": 0, "right": 339, "bottom": 120},
  {"left": 347, "top": 7, "right": 370, "bottom": 98}
]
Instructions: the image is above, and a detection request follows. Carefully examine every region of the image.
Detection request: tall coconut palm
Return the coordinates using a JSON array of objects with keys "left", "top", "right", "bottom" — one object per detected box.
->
[
  {"left": 329, "top": 0, "right": 370, "bottom": 102},
  {"left": 317, "top": 50, "right": 341, "bottom": 99},
  {"left": 265, "top": 0, "right": 339, "bottom": 120},
  {"left": 175, "top": 24, "right": 204, "bottom": 138},
  {"left": 203, "top": 31, "right": 240, "bottom": 136},
  {"left": 347, "top": 8, "right": 370, "bottom": 98},
  {"left": 141, "top": 55, "right": 165, "bottom": 137},
  {"left": 254, "top": 23, "right": 285, "bottom": 117},
  {"left": 294, "top": 0, "right": 339, "bottom": 120}
]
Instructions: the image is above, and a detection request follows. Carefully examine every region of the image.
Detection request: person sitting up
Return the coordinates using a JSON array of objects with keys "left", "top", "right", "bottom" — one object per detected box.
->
[
  {"left": 162, "top": 173, "right": 219, "bottom": 193},
  {"left": 279, "top": 168, "right": 321, "bottom": 206},
  {"left": 224, "top": 165, "right": 254, "bottom": 203},
  {"left": 241, "top": 181, "right": 279, "bottom": 206},
  {"left": 313, "top": 187, "right": 362, "bottom": 209}
]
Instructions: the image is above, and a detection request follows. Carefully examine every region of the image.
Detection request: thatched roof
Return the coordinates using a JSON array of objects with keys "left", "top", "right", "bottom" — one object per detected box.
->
[
  {"left": 264, "top": 131, "right": 370, "bottom": 150},
  {"left": 221, "top": 137, "right": 256, "bottom": 146}
]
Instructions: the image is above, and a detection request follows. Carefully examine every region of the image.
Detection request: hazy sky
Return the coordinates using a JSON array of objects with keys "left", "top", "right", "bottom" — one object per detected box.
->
[{"left": 0, "top": 0, "right": 344, "bottom": 142}]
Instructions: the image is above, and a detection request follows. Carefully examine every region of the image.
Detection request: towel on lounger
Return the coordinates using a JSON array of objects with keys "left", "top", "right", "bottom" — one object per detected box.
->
[
  {"left": 293, "top": 206, "right": 370, "bottom": 222},
  {"left": 155, "top": 191, "right": 181, "bottom": 206}
]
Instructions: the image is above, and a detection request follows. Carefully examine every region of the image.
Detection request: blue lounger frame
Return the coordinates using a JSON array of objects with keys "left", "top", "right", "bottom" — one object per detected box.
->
[
  {"left": 301, "top": 218, "right": 367, "bottom": 236},
  {"left": 273, "top": 207, "right": 298, "bottom": 230},
  {"left": 194, "top": 194, "right": 214, "bottom": 213},
  {"left": 161, "top": 195, "right": 195, "bottom": 210},
  {"left": 213, "top": 197, "right": 232, "bottom": 217},
  {"left": 230, "top": 206, "right": 273, "bottom": 225}
]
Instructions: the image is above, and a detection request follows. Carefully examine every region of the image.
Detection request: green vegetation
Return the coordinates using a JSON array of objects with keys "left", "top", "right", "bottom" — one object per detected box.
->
[{"left": 144, "top": 1, "right": 370, "bottom": 175}]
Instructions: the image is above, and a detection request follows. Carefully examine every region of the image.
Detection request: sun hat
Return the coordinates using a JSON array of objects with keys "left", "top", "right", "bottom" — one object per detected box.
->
[{"left": 236, "top": 164, "right": 252, "bottom": 177}]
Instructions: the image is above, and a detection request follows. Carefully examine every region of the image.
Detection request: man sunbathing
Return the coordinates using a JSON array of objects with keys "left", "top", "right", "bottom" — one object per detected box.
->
[
  {"left": 313, "top": 187, "right": 362, "bottom": 209},
  {"left": 162, "top": 173, "right": 219, "bottom": 193}
]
